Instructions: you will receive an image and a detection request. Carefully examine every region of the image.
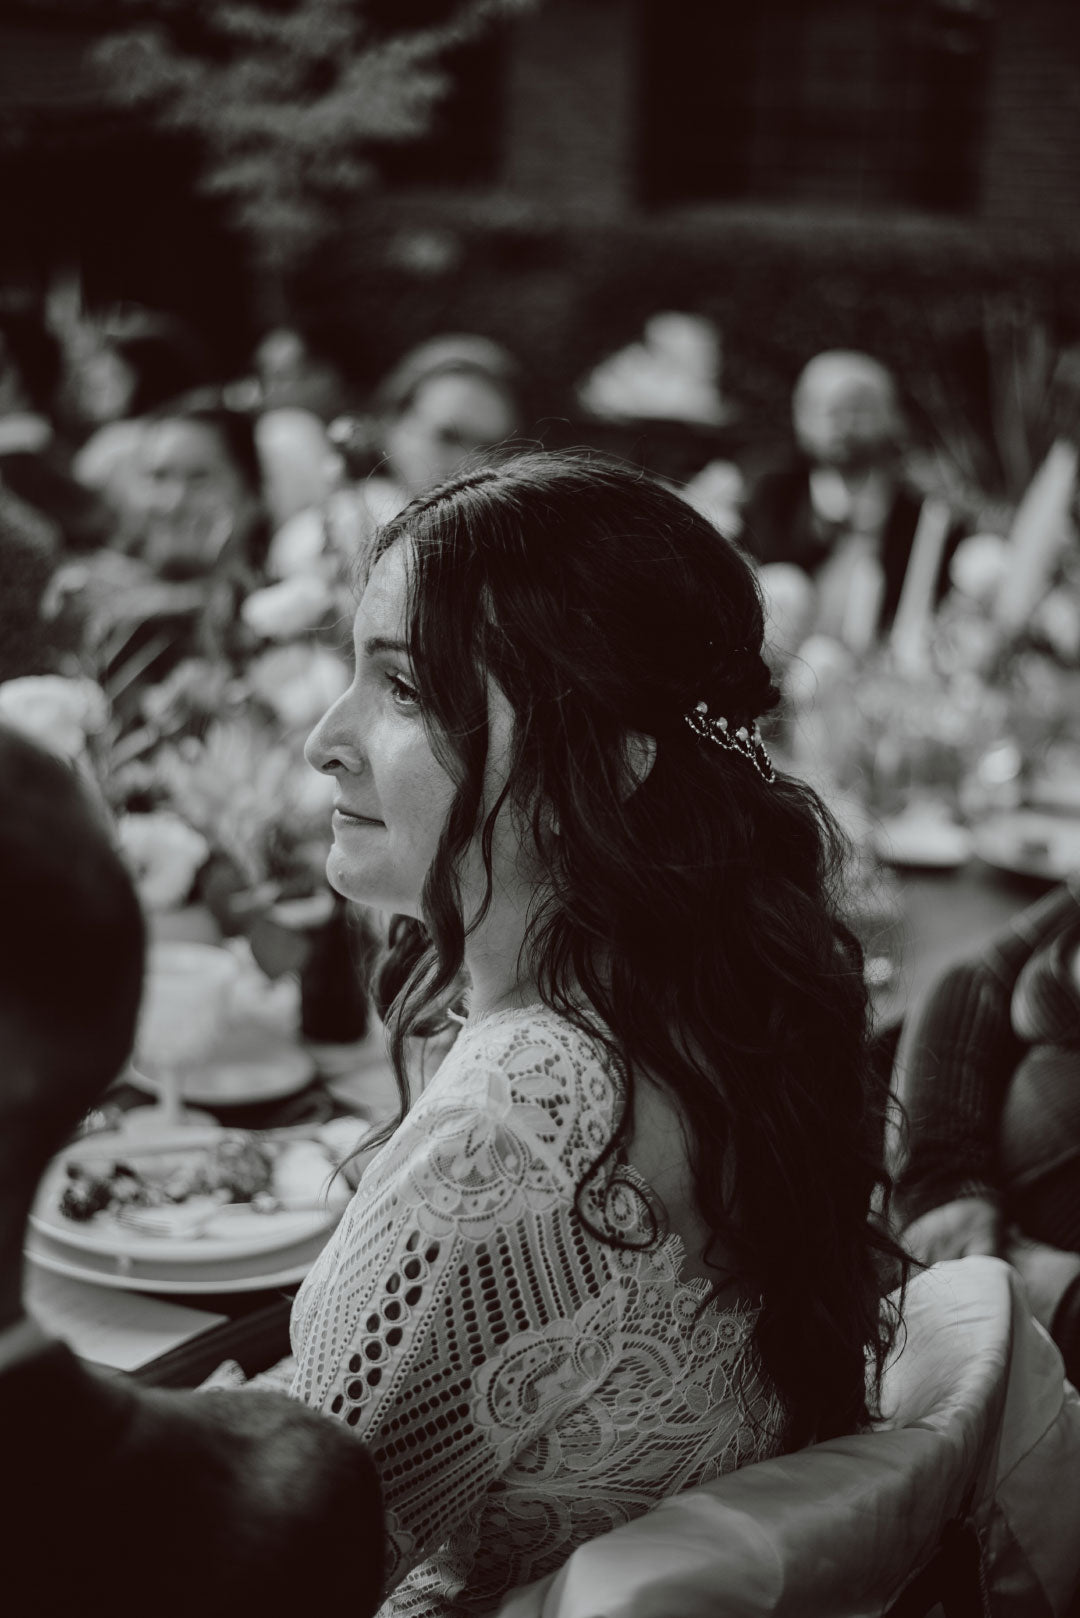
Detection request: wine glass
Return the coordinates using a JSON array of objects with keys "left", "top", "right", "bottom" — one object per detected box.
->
[{"left": 128, "top": 942, "right": 240, "bottom": 1137}]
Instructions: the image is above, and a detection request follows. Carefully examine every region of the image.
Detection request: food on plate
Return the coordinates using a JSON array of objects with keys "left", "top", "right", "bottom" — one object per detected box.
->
[
  {"left": 59, "top": 1136, "right": 275, "bottom": 1223},
  {"left": 272, "top": 1140, "right": 350, "bottom": 1211}
]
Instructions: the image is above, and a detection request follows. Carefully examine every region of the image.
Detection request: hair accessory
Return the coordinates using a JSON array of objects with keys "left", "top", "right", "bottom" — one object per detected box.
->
[{"left": 684, "top": 700, "right": 776, "bottom": 783}]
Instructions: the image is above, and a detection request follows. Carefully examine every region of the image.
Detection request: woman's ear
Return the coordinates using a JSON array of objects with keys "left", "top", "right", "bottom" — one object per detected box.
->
[{"left": 620, "top": 731, "right": 657, "bottom": 801}]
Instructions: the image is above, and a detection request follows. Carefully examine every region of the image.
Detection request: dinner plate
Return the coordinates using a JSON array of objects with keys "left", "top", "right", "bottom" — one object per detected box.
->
[
  {"left": 130, "top": 1019, "right": 316, "bottom": 1107},
  {"left": 971, "top": 809, "right": 1080, "bottom": 881},
  {"left": 31, "top": 1129, "right": 341, "bottom": 1264},
  {"left": 24, "top": 1225, "right": 330, "bottom": 1296}
]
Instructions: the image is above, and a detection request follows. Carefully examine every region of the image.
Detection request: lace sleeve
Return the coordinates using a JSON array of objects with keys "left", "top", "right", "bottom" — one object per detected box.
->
[{"left": 288, "top": 1017, "right": 624, "bottom": 1594}]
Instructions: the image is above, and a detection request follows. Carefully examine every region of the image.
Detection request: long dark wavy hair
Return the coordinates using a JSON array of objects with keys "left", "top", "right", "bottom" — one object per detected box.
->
[{"left": 363, "top": 449, "right": 905, "bottom": 1450}]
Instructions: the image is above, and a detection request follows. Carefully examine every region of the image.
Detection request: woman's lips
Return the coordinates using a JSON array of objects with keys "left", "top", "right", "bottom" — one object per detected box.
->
[{"left": 332, "top": 808, "right": 384, "bottom": 827}]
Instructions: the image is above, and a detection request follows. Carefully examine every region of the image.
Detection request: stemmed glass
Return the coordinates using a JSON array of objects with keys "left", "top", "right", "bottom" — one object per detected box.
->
[{"left": 128, "top": 942, "right": 240, "bottom": 1136}]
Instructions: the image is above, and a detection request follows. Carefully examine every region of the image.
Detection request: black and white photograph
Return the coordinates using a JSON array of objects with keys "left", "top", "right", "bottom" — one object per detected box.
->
[{"left": 2, "top": 3, "right": 1080, "bottom": 1614}]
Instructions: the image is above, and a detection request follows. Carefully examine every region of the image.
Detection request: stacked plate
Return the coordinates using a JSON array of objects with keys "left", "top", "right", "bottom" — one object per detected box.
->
[{"left": 26, "top": 1126, "right": 344, "bottom": 1296}]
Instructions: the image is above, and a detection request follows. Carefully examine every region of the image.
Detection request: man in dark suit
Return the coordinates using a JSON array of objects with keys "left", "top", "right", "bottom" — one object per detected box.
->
[
  {"left": 743, "top": 351, "right": 962, "bottom": 655},
  {"left": 0, "top": 724, "right": 384, "bottom": 1618}
]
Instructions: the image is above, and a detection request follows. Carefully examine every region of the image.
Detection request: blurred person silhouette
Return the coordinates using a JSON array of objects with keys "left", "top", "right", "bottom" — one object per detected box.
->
[
  {"left": 0, "top": 722, "right": 384, "bottom": 1618},
  {"left": 743, "top": 351, "right": 962, "bottom": 657},
  {"left": 366, "top": 334, "right": 524, "bottom": 514},
  {"left": 272, "top": 335, "right": 529, "bottom": 590},
  {"left": 49, "top": 397, "right": 271, "bottom": 697},
  {"left": 0, "top": 305, "right": 103, "bottom": 552},
  {"left": 0, "top": 485, "right": 61, "bottom": 681},
  {"left": 137, "top": 397, "right": 267, "bottom": 583},
  {"left": 247, "top": 326, "right": 353, "bottom": 422},
  {"left": 70, "top": 310, "right": 214, "bottom": 542},
  {"left": 893, "top": 879, "right": 1080, "bottom": 1387}
]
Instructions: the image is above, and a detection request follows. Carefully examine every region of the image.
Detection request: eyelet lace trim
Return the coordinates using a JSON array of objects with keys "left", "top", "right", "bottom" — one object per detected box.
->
[{"left": 290, "top": 1004, "right": 785, "bottom": 1616}]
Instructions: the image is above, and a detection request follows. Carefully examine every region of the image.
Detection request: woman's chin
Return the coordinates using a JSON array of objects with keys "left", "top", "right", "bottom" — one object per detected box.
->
[
  {"left": 324, "top": 848, "right": 415, "bottom": 915},
  {"left": 325, "top": 846, "right": 367, "bottom": 904}
]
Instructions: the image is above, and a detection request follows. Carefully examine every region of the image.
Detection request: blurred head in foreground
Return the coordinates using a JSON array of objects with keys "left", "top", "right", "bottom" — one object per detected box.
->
[
  {"left": 0, "top": 725, "right": 144, "bottom": 1177},
  {"left": 793, "top": 351, "right": 905, "bottom": 471}
]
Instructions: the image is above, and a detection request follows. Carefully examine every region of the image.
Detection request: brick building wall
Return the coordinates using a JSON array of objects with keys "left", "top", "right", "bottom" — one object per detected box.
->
[
  {"left": 501, "top": 0, "right": 638, "bottom": 214},
  {"left": 979, "top": 0, "right": 1080, "bottom": 232},
  {"left": 496, "top": 0, "right": 1080, "bottom": 238}
]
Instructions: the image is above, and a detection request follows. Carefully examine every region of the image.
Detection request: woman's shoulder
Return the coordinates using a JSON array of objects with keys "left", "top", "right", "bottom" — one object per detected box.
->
[
  {"left": 447, "top": 1003, "right": 616, "bottom": 1108},
  {"left": 379, "top": 1005, "right": 620, "bottom": 1198}
]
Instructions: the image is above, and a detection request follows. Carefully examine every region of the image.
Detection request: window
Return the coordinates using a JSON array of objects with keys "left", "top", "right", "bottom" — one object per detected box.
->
[{"left": 636, "top": 0, "right": 991, "bottom": 213}]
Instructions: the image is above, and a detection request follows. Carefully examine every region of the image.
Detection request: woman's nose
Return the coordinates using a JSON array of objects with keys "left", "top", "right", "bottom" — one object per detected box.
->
[{"left": 305, "top": 697, "right": 363, "bottom": 777}]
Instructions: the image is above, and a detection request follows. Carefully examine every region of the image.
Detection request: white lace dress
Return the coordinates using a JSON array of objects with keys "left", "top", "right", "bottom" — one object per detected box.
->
[{"left": 290, "top": 1005, "right": 786, "bottom": 1615}]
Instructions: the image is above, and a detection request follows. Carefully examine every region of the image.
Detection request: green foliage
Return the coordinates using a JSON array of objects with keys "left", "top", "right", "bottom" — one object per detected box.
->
[{"left": 89, "top": 0, "right": 531, "bottom": 274}]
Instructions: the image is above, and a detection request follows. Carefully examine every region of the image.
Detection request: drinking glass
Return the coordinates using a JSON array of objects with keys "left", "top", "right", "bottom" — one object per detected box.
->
[{"left": 131, "top": 942, "right": 240, "bottom": 1133}]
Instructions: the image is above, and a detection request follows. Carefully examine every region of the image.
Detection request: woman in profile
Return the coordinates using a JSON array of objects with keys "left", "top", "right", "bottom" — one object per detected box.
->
[{"left": 297, "top": 451, "right": 904, "bottom": 1614}]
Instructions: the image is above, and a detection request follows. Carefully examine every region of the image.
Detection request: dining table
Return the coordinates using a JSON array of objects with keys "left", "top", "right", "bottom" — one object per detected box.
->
[
  {"left": 26, "top": 854, "right": 1058, "bottom": 1392},
  {"left": 25, "top": 1018, "right": 401, "bottom": 1391}
]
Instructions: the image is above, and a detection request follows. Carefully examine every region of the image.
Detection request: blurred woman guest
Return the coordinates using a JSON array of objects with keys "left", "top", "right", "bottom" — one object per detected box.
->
[
  {"left": 366, "top": 335, "right": 524, "bottom": 514},
  {"left": 744, "top": 351, "right": 962, "bottom": 658},
  {"left": 293, "top": 451, "right": 905, "bottom": 1613},
  {"left": 262, "top": 335, "right": 528, "bottom": 606}
]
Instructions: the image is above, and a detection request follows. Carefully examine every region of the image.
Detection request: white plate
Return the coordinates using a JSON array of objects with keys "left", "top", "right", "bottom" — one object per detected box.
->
[
  {"left": 971, "top": 810, "right": 1080, "bottom": 881},
  {"left": 871, "top": 814, "right": 973, "bottom": 870},
  {"left": 24, "top": 1226, "right": 329, "bottom": 1296},
  {"left": 131, "top": 1019, "right": 316, "bottom": 1107},
  {"left": 32, "top": 1129, "right": 339, "bottom": 1264}
]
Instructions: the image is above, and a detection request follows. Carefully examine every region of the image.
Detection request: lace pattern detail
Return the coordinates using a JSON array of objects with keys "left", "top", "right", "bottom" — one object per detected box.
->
[{"left": 290, "top": 1006, "right": 785, "bottom": 1616}]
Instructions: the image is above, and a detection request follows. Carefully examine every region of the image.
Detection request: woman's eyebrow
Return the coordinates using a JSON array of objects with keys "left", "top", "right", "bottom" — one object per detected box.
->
[{"left": 361, "top": 636, "right": 411, "bottom": 659}]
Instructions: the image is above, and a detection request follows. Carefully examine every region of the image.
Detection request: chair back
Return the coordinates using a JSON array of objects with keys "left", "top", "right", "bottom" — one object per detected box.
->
[{"left": 494, "top": 1257, "right": 1080, "bottom": 1618}]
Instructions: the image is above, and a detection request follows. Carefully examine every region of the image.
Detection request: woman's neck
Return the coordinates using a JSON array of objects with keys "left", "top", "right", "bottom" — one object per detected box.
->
[{"left": 462, "top": 903, "right": 542, "bottom": 1023}]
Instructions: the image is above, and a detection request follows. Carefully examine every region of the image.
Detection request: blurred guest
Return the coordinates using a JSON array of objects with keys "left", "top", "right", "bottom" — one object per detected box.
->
[
  {"left": 71, "top": 310, "right": 213, "bottom": 541},
  {"left": 49, "top": 398, "right": 270, "bottom": 695},
  {"left": 743, "top": 351, "right": 962, "bottom": 657},
  {"left": 0, "top": 723, "right": 384, "bottom": 1618},
  {"left": 139, "top": 398, "right": 266, "bottom": 583},
  {"left": 0, "top": 307, "right": 103, "bottom": 551},
  {"left": 369, "top": 334, "right": 523, "bottom": 510},
  {"left": 263, "top": 335, "right": 527, "bottom": 595},
  {"left": 893, "top": 881, "right": 1080, "bottom": 1385},
  {"left": 245, "top": 326, "right": 352, "bottom": 422}
]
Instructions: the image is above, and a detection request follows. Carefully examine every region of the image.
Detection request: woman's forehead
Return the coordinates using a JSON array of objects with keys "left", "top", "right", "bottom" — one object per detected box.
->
[{"left": 355, "top": 544, "right": 411, "bottom": 636}]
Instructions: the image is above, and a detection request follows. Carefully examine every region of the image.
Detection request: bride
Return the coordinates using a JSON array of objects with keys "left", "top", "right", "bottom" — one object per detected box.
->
[{"left": 293, "top": 450, "right": 904, "bottom": 1614}]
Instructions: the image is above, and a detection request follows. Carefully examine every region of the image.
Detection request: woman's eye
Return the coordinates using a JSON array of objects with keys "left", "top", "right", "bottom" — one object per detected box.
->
[{"left": 387, "top": 672, "right": 421, "bottom": 710}]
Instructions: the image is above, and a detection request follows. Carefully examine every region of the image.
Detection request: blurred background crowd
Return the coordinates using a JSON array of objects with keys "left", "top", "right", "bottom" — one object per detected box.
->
[{"left": 5, "top": 0, "right": 1080, "bottom": 1048}]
